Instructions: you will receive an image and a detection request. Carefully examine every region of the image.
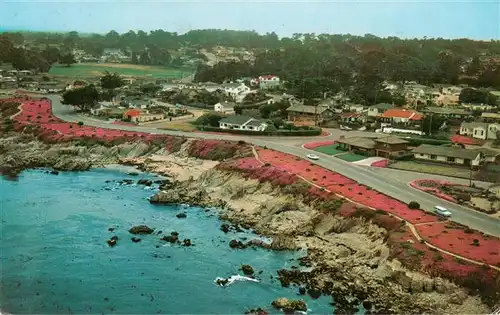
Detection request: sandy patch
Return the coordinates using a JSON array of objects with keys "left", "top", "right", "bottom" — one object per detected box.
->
[{"left": 86, "top": 63, "right": 162, "bottom": 71}]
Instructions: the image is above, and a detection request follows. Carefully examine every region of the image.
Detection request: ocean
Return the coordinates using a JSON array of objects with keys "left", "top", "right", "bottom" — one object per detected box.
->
[{"left": 0, "top": 168, "right": 334, "bottom": 314}]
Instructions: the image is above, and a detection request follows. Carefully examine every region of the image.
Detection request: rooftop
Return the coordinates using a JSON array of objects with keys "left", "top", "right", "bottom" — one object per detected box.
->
[
  {"left": 413, "top": 144, "right": 482, "bottom": 160},
  {"left": 422, "top": 107, "right": 471, "bottom": 115},
  {"left": 220, "top": 115, "right": 254, "bottom": 125},
  {"left": 287, "top": 104, "right": 330, "bottom": 114},
  {"left": 461, "top": 121, "right": 491, "bottom": 129},
  {"left": 374, "top": 136, "right": 409, "bottom": 145},
  {"left": 371, "top": 103, "right": 394, "bottom": 110},
  {"left": 381, "top": 109, "right": 424, "bottom": 120},
  {"left": 337, "top": 137, "right": 376, "bottom": 149}
]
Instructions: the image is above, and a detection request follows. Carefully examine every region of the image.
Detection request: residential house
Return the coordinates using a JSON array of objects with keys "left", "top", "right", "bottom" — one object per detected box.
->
[
  {"left": 222, "top": 83, "right": 251, "bottom": 102},
  {"left": 214, "top": 101, "right": 235, "bottom": 113},
  {"left": 460, "top": 122, "right": 499, "bottom": 140},
  {"left": 336, "top": 135, "right": 409, "bottom": 158},
  {"left": 218, "top": 116, "right": 268, "bottom": 132},
  {"left": 7, "top": 70, "right": 18, "bottom": 76},
  {"left": 343, "top": 104, "right": 366, "bottom": 113},
  {"left": 340, "top": 112, "right": 367, "bottom": 124},
  {"left": 122, "top": 77, "right": 135, "bottom": 85},
  {"left": 122, "top": 109, "right": 164, "bottom": 123},
  {"left": 412, "top": 144, "right": 484, "bottom": 167},
  {"left": 258, "top": 75, "right": 280, "bottom": 89},
  {"left": 477, "top": 148, "right": 500, "bottom": 163},
  {"left": 367, "top": 103, "right": 394, "bottom": 117},
  {"left": 481, "top": 112, "right": 500, "bottom": 123},
  {"left": 287, "top": 104, "right": 334, "bottom": 126},
  {"left": 18, "top": 70, "right": 32, "bottom": 76},
  {"left": 421, "top": 107, "right": 472, "bottom": 119},
  {"left": 380, "top": 109, "right": 424, "bottom": 124}
]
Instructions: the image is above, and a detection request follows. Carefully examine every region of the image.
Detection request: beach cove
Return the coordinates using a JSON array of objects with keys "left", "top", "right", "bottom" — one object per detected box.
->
[{"left": 0, "top": 168, "right": 332, "bottom": 314}]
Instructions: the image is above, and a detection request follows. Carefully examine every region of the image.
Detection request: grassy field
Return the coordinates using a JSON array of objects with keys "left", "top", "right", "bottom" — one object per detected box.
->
[
  {"left": 314, "top": 144, "right": 344, "bottom": 156},
  {"left": 49, "top": 63, "right": 193, "bottom": 79},
  {"left": 389, "top": 161, "right": 476, "bottom": 179}
]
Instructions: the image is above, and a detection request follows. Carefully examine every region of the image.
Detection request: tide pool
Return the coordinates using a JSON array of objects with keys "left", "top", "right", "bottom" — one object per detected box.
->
[{"left": 0, "top": 169, "right": 333, "bottom": 314}]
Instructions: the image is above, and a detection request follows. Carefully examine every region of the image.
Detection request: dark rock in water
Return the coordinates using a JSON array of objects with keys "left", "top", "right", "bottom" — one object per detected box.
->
[
  {"left": 182, "top": 239, "right": 192, "bottom": 247},
  {"left": 154, "top": 179, "right": 170, "bottom": 185},
  {"left": 298, "top": 287, "right": 306, "bottom": 295},
  {"left": 120, "top": 179, "right": 134, "bottom": 185},
  {"left": 362, "top": 300, "right": 372, "bottom": 311},
  {"left": 176, "top": 213, "right": 187, "bottom": 219},
  {"left": 108, "top": 227, "right": 115, "bottom": 232},
  {"left": 229, "top": 239, "right": 246, "bottom": 249},
  {"left": 110, "top": 236, "right": 119, "bottom": 241},
  {"left": 49, "top": 170, "right": 59, "bottom": 175},
  {"left": 131, "top": 237, "right": 141, "bottom": 243},
  {"left": 216, "top": 278, "right": 229, "bottom": 286},
  {"left": 105, "top": 180, "right": 112, "bottom": 183},
  {"left": 307, "top": 288, "right": 322, "bottom": 299},
  {"left": 161, "top": 232, "right": 179, "bottom": 243},
  {"left": 244, "top": 307, "right": 268, "bottom": 315},
  {"left": 137, "top": 179, "right": 153, "bottom": 186},
  {"left": 157, "top": 230, "right": 163, "bottom": 235},
  {"left": 241, "top": 264, "right": 254, "bottom": 275},
  {"left": 107, "top": 239, "right": 117, "bottom": 247},
  {"left": 220, "top": 224, "right": 230, "bottom": 233},
  {"left": 129, "top": 225, "right": 154, "bottom": 235},
  {"left": 104, "top": 187, "right": 112, "bottom": 191},
  {"left": 128, "top": 172, "right": 139, "bottom": 176}
]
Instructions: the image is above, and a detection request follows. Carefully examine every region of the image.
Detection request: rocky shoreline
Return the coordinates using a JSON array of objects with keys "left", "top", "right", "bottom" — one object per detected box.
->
[{"left": 0, "top": 131, "right": 493, "bottom": 314}]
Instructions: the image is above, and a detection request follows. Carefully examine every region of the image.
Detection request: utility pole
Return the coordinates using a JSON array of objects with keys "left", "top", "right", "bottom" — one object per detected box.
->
[{"left": 428, "top": 113, "right": 433, "bottom": 137}]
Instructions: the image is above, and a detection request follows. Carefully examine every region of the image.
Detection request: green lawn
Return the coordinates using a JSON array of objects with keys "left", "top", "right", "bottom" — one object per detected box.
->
[
  {"left": 314, "top": 144, "right": 344, "bottom": 156},
  {"left": 335, "top": 153, "right": 368, "bottom": 162},
  {"left": 49, "top": 63, "right": 193, "bottom": 79}
]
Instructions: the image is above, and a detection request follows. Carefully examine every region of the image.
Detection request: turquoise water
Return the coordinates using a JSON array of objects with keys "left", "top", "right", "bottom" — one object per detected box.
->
[{"left": 0, "top": 169, "right": 333, "bottom": 314}]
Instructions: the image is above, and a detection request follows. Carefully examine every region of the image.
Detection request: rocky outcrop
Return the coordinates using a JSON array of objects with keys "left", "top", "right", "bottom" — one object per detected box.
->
[
  {"left": 244, "top": 307, "right": 268, "bottom": 315},
  {"left": 241, "top": 264, "right": 254, "bottom": 276},
  {"left": 271, "top": 297, "right": 307, "bottom": 313},
  {"left": 129, "top": 225, "right": 154, "bottom": 235},
  {"left": 161, "top": 232, "right": 179, "bottom": 243}
]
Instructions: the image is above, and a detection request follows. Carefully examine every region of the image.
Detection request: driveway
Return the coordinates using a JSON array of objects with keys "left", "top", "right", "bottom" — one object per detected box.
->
[{"left": 46, "top": 95, "right": 500, "bottom": 237}]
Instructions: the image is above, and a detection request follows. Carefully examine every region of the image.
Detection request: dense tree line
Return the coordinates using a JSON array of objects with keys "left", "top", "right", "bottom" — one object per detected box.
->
[
  {"left": 2, "top": 30, "right": 500, "bottom": 105},
  {"left": 0, "top": 34, "right": 75, "bottom": 72}
]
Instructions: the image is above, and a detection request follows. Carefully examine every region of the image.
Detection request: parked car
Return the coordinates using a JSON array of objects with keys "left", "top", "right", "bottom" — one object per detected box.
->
[
  {"left": 434, "top": 206, "right": 452, "bottom": 217},
  {"left": 307, "top": 154, "right": 319, "bottom": 160}
]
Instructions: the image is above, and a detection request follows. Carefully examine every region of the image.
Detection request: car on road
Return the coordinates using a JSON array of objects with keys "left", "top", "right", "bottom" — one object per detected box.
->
[
  {"left": 434, "top": 206, "right": 452, "bottom": 217},
  {"left": 307, "top": 154, "right": 319, "bottom": 160}
]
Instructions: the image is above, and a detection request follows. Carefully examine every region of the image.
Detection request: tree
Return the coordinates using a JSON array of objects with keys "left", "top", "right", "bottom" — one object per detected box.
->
[
  {"left": 100, "top": 71, "right": 125, "bottom": 102},
  {"left": 193, "top": 113, "right": 224, "bottom": 127},
  {"left": 459, "top": 88, "right": 497, "bottom": 105},
  {"left": 61, "top": 85, "right": 100, "bottom": 112},
  {"left": 59, "top": 53, "right": 76, "bottom": 67}
]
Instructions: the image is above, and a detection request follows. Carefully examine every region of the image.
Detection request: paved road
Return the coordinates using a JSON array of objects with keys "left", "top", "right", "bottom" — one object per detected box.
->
[{"left": 46, "top": 95, "right": 500, "bottom": 237}]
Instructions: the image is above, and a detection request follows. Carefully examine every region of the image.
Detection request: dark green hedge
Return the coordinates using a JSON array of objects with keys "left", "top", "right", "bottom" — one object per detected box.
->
[
  {"left": 406, "top": 138, "right": 451, "bottom": 146},
  {"left": 199, "top": 126, "right": 322, "bottom": 136}
]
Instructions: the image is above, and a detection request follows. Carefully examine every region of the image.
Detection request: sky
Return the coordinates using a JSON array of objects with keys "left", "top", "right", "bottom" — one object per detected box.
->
[{"left": 0, "top": 0, "right": 499, "bottom": 40}]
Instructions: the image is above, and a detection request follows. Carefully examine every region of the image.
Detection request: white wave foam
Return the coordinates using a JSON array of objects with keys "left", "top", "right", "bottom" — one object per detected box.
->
[{"left": 214, "top": 274, "right": 259, "bottom": 286}]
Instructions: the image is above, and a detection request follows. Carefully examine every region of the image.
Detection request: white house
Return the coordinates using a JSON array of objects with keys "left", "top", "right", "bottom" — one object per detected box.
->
[
  {"left": 413, "top": 144, "right": 485, "bottom": 167},
  {"left": 222, "top": 83, "right": 251, "bottom": 102},
  {"left": 258, "top": 75, "right": 280, "bottom": 89},
  {"left": 460, "top": 122, "right": 499, "bottom": 140},
  {"left": 214, "top": 101, "right": 235, "bottom": 113},
  {"left": 367, "top": 103, "right": 394, "bottom": 117},
  {"left": 219, "top": 115, "right": 268, "bottom": 132},
  {"left": 343, "top": 104, "right": 366, "bottom": 113}
]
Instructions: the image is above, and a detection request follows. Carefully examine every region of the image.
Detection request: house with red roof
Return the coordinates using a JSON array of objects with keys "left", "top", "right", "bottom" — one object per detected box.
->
[
  {"left": 381, "top": 109, "right": 424, "bottom": 124},
  {"left": 122, "top": 109, "right": 164, "bottom": 123}
]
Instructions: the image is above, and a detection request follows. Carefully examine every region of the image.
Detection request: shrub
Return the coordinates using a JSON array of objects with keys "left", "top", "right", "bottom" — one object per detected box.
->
[
  {"left": 77, "top": 121, "right": 84, "bottom": 126},
  {"left": 472, "top": 239, "right": 480, "bottom": 246},
  {"left": 464, "top": 228, "right": 474, "bottom": 234},
  {"left": 264, "top": 162, "right": 271, "bottom": 166},
  {"left": 408, "top": 201, "right": 420, "bottom": 209}
]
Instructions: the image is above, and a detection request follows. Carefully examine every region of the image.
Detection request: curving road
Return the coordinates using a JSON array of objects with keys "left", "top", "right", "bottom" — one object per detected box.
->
[{"left": 46, "top": 95, "right": 500, "bottom": 237}]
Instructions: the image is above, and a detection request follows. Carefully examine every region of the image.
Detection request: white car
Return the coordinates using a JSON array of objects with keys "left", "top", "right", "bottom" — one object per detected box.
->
[
  {"left": 307, "top": 154, "right": 319, "bottom": 160},
  {"left": 434, "top": 206, "right": 452, "bottom": 217}
]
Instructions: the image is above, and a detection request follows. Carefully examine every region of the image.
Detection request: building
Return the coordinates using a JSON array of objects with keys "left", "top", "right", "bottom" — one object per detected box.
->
[
  {"left": 343, "top": 104, "right": 366, "bottom": 113},
  {"left": 340, "top": 112, "right": 367, "bottom": 124},
  {"left": 287, "top": 104, "right": 334, "bottom": 126},
  {"left": 336, "top": 135, "right": 409, "bottom": 158},
  {"left": 381, "top": 109, "right": 424, "bottom": 124},
  {"left": 218, "top": 115, "right": 268, "bottom": 131},
  {"left": 460, "top": 122, "right": 499, "bottom": 140},
  {"left": 214, "top": 101, "right": 235, "bottom": 113},
  {"left": 222, "top": 83, "right": 251, "bottom": 102},
  {"left": 18, "top": 70, "right": 33, "bottom": 76},
  {"left": 368, "top": 103, "right": 394, "bottom": 117},
  {"left": 412, "top": 144, "right": 484, "bottom": 167},
  {"left": 122, "top": 109, "right": 164, "bottom": 123},
  {"left": 258, "top": 75, "right": 280, "bottom": 89},
  {"left": 461, "top": 103, "right": 496, "bottom": 111},
  {"left": 481, "top": 112, "right": 500, "bottom": 123},
  {"left": 422, "top": 107, "right": 472, "bottom": 119}
]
